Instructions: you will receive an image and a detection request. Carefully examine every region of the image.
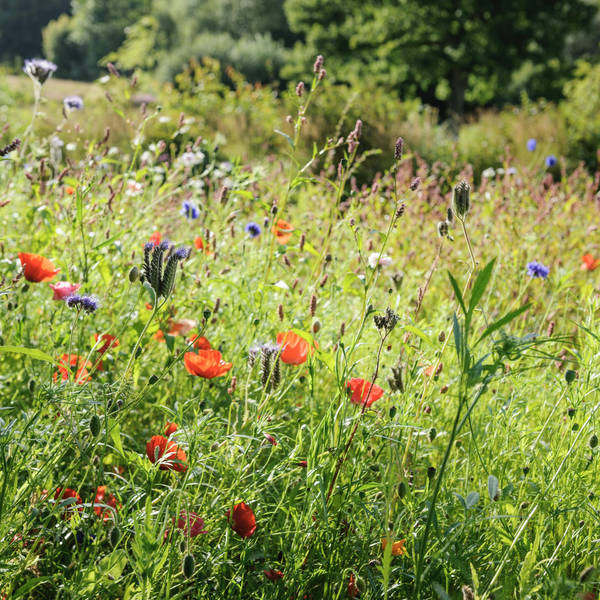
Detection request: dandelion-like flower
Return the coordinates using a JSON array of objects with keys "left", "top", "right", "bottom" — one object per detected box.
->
[
  {"left": 526, "top": 261, "right": 549, "bottom": 279},
  {"left": 63, "top": 96, "right": 84, "bottom": 111},
  {"left": 180, "top": 200, "right": 199, "bottom": 220},
  {"left": 245, "top": 222, "right": 262, "bottom": 238},
  {"left": 23, "top": 58, "right": 57, "bottom": 85}
]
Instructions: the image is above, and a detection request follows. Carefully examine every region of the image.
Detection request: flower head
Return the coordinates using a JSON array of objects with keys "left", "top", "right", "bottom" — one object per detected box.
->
[
  {"left": 581, "top": 254, "right": 600, "bottom": 271},
  {"left": 264, "top": 569, "right": 284, "bottom": 581},
  {"left": 53, "top": 354, "right": 92, "bottom": 384},
  {"left": 93, "top": 486, "right": 120, "bottom": 522},
  {"left": 346, "top": 378, "right": 384, "bottom": 408},
  {"left": 368, "top": 253, "right": 392, "bottom": 269},
  {"left": 184, "top": 350, "right": 232, "bottom": 379},
  {"left": 177, "top": 511, "right": 207, "bottom": 537},
  {"left": 526, "top": 261, "right": 549, "bottom": 279},
  {"left": 146, "top": 435, "right": 188, "bottom": 472},
  {"left": 245, "top": 222, "right": 262, "bottom": 238},
  {"left": 194, "top": 236, "right": 212, "bottom": 255},
  {"left": 276, "top": 331, "right": 317, "bottom": 365},
  {"left": 63, "top": 96, "right": 84, "bottom": 111},
  {"left": 168, "top": 318, "right": 197, "bottom": 336},
  {"left": 189, "top": 335, "right": 211, "bottom": 350},
  {"left": 180, "top": 201, "right": 199, "bottom": 220},
  {"left": 272, "top": 219, "right": 294, "bottom": 244},
  {"left": 94, "top": 333, "right": 119, "bottom": 354},
  {"left": 165, "top": 422, "right": 178, "bottom": 436},
  {"left": 226, "top": 501, "right": 256, "bottom": 538},
  {"left": 19, "top": 253, "right": 60, "bottom": 282},
  {"left": 49, "top": 281, "right": 80, "bottom": 300},
  {"left": 545, "top": 155, "right": 557, "bottom": 167},
  {"left": 148, "top": 231, "right": 162, "bottom": 247},
  {"left": 526, "top": 138, "right": 537, "bottom": 152},
  {"left": 381, "top": 537, "right": 407, "bottom": 556},
  {"left": 67, "top": 294, "right": 99, "bottom": 313},
  {"left": 54, "top": 487, "right": 82, "bottom": 518},
  {"left": 23, "top": 58, "right": 57, "bottom": 85}
]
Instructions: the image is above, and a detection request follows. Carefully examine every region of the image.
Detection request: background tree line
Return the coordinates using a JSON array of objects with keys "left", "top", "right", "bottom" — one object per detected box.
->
[{"left": 1, "top": 0, "right": 600, "bottom": 116}]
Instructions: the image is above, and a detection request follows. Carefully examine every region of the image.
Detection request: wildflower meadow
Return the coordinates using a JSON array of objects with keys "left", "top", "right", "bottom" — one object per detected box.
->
[{"left": 1, "top": 53, "right": 600, "bottom": 600}]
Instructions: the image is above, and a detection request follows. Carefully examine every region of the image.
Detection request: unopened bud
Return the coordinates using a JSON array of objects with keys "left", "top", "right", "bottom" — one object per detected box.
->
[{"left": 453, "top": 180, "right": 470, "bottom": 219}]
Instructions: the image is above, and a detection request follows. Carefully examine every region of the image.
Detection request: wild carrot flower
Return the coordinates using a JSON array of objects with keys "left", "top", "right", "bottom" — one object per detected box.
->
[
  {"left": 93, "top": 486, "right": 120, "bottom": 521},
  {"left": 276, "top": 331, "right": 317, "bottom": 365},
  {"left": 49, "top": 281, "right": 80, "bottom": 300},
  {"left": 18, "top": 253, "right": 60, "bottom": 282},
  {"left": 181, "top": 201, "right": 199, "bottom": 219},
  {"left": 94, "top": 333, "right": 119, "bottom": 354},
  {"left": 381, "top": 537, "right": 407, "bottom": 556},
  {"left": 527, "top": 138, "right": 537, "bottom": 151},
  {"left": 226, "top": 502, "right": 256, "bottom": 538},
  {"left": 146, "top": 435, "right": 188, "bottom": 472},
  {"left": 346, "top": 378, "right": 384, "bottom": 408},
  {"left": 184, "top": 350, "right": 232, "bottom": 378},
  {"left": 245, "top": 222, "right": 262, "bottom": 238},
  {"left": 23, "top": 58, "right": 57, "bottom": 85},
  {"left": 581, "top": 254, "right": 600, "bottom": 271},
  {"left": 272, "top": 219, "right": 294, "bottom": 244},
  {"left": 526, "top": 261, "right": 549, "bottom": 279}
]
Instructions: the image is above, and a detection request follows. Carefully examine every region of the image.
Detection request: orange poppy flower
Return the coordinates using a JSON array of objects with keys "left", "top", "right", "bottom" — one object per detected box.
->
[
  {"left": 53, "top": 354, "right": 92, "bottom": 384},
  {"left": 347, "top": 573, "right": 360, "bottom": 598},
  {"left": 154, "top": 329, "right": 165, "bottom": 342},
  {"left": 146, "top": 435, "right": 188, "bottom": 472},
  {"left": 18, "top": 253, "right": 60, "bottom": 282},
  {"left": 276, "top": 331, "right": 317, "bottom": 365},
  {"left": 226, "top": 501, "right": 256, "bottom": 538},
  {"left": 54, "top": 487, "right": 82, "bottom": 518},
  {"left": 272, "top": 219, "right": 294, "bottom": 244},
  {"left": 93, "top": 485, "right": 120, "bottom": 522},
  {"left": 194, "top": 236, "right": 212, "bottom": 255},
  {"left": 168, "top": 318, "right": 197, "bottom": 336},
  {"left": 184, "top": 350, "right": 232, "bottom": 378},
  {"left": 148, "top": 231, "right": 162, "bottom": 247},
  {"left": 381, "top": 537, "right": 407, "bottom": 556},
  {"left": 94, "top": 333, "right": 119, "bottom": 354},
  {"left": 581, "top": 254, "right": 600, "bottom": 271},
  {"left": 189, "top": 335, "right": 211, "bottom": 349},
  {"left": 65, "top": 186, "right": 75, "bottom": 195},
  {"left": 346, "top": 378, "right": 384, "bottom": 408},
  {"left": 164, "top": 421, "right": 178, "bottom": 436}
]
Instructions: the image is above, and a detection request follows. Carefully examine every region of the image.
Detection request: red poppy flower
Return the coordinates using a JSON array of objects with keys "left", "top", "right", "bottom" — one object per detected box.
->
[
  {"left": 94, "top": 333, "right": 119, "bottom": 354},
  {"left": 264, "top": 569, "right": 284, "bottom": 581},
  {"left": 18, "top": 253, "right": 60, "bottom": 282},
  {"left": 177, "top": 511, "right": 207, "bottom": 537},
  {"left": 165, "top": 422, "right": 178, "bottom": 436},
  {"left": 194, "top": 236, "right": 212, "bottom": 255},
  {"left": 53, "top": 354, "right": 92, "bottom": 384},
  {"left": 272, "top": 219, "right": 294, "bottom": 244},
  {"left": 226, "top": 501, "right": 256, "bottom": 538},
  {"left": 54, "top": 487, "right": 82, "bottom": 518},
  {"left": 148, "top": 231, "right": 162, "bottom": 247},
  {"left": 347, "top": 573, "right": 360, "bottom": 597},
  {"left": 93, "top": 485, "right": 120, "bottom": 521},
  {"left": 168, "top": 318, "right": 197, "bottom": 336},
  {"left": 65, "top": 186, "right": 75, "bottom": 195},
  {"left": 297, "top": 460, "right": 308, "bottom": 468},
  {"left": 276, "top": 331, "right": 317, "bottom": 365},
  {"left": 189, "top": 335, "right": 211, "bottom": 350},
  {"left": 581, "top": 254, "right": 600, "bottom": 271},
  {"left": 146, "top": 435, "right": 188, "bottom": 472},
  {"left": 346, "top": 378, "right": 384, "bottom": 408},
  {"left": 184, "top": 350, "right": 232, "bottom": 378},
  {"left": 154, "top": 329, "right": 165, "bottom": 342}
]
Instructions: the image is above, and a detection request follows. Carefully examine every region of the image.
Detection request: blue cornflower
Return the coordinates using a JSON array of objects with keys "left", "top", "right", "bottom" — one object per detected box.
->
[
  {"left": 545, "top": 155, "right": 557, "bottom": 167},
  {"left": 63, "top": 95, "right": 84, "bottom": 111},
  {"left": 526, "top": 138, "right": 536, "bottom": 152},
  {"left": 245, "top": 222, "right": 262, "bottom": 238},
  {"left": 526, "top": 261, "right": 549, "bottom": 279},
  {"left": 173, "top": 246, "right": 190, "bottom": 260},
  {"left": 181, "top": 201, "right": 199, "bottom": 220}
]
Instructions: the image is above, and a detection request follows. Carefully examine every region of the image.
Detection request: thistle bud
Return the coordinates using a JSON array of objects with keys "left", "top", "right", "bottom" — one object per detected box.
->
[{"left": 453, "top": 180, "right": 470, "bottom": 219}]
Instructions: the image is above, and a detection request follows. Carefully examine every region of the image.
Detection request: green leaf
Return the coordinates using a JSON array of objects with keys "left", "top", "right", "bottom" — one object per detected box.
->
[
  {"left": 0, "top": 346, "right": 56, "bottom": 364},
  {"left": 488, "top": 474, "right": 500, "bottom": 501},
  {"left": 448, "top": 271, "right": 466, "bottom": 315},
  {"left": 108, "top": 419, "right": 125, "bottom": 456},
  {"left": 274, "top": 129, "right": 294, "bottom": 150},
  {"left": 452, "top": 313, "right": 462, "bottom": 361},
  {"left": 432, "top": 582, "right": 451, "bottom": 600},
  {"left": 468, "top": 258, "right": 496, "bottom": 316},
  {"left": 465, "top": 491, "right": 480, "bottom": 509},
  {"left": 403, "top": 325, "right": 434, "bottom": 347},
  {"left": 475, "top": 303, "right": 530, "bottom": 345}
]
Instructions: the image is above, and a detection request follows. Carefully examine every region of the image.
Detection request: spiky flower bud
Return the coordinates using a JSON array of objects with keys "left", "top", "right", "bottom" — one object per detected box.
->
[
  {"left": 394, "top": 137, "right": 404, "bottom": 161},
  {"left": 260, "top": 345, "right": 280, "bottom": 391},
  {"left": 453, "top": 180, "right": 470, "bottom": 219},
  {"left": 310, "top": 294, "right": 317, "bottom": 316},
  {"left": 437, "top": 221, "right": 449, "bottom": 238},
  {"left": 313, "top": 55, "right": 324, "bottom": 73}
]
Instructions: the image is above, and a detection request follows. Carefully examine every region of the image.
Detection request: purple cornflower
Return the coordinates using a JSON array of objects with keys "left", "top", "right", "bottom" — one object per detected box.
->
[
  {"left": 63, "top": 96, "right": 84, "bottom": 111},
  {"left": 526, "top": 261, "right": 549, "bottom": 279},
  {"left": 67, "top": 294, "right": 99, "bottom": 313},
  {"left": 23, "top": 58, "right": 57, "bottom": 85},
  {"left": 245, "top": 222, "right": 262, "bottom": 238},
  {"left": 180, "top": 201, "right": 199, "bottom": 220},
  {"left": 173, "top": 246, "right": 190, "bottom": 260},
  {"left": 545, "top": 155, "right": 557, "bottom": 167},
  {"left": 526, "top": 138, "right": 536, "bottom": 152}
]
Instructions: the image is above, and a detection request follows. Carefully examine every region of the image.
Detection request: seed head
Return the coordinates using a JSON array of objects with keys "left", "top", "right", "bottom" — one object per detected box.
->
[{"left": 453, "top": 180, "right": 470, "bottom": 219}]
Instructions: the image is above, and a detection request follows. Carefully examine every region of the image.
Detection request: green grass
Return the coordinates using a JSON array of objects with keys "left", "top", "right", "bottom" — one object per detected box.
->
[{"left": 0, "top": 65, "right": 599, "bottom": 600}]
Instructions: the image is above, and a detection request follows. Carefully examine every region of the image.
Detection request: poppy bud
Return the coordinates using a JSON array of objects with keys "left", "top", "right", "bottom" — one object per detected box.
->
[
  {"left": 428, "top": 427, "right": 436, "bottom": 442},
  {"left": 312, "top": 320, "right": 321, "bottom": 334},
  {"left": 90, "top": 415, "right": 101, "bottom": 437},
  {"left": 397, "top": 481, "right": 407, "bottom": 498},
  {"left": 109, "top": 526, "right": 120, "bottom": 547},
  {"left": 203, "top": 309, "right": 211, "bottom": 321},
  {"left": 452, "top": 180, "right": 470, "bottom": 219},
  {"left": 129, "top": 265, "right": 139, "bottom": 283},
  {"left": 438, "top": 331, "right": 446, "bottom": 343},
  {"left": 565, "top": 370, "right": 576, "bottom": 384},
  {"left": 590, "top": 433, "right": 598, "bottom": 449},
  {"left": 28, "top": 379, "right": 35, "bottom": 392},
  {"left": 446, "top": 207, "right": 454, "bottom": 224},
  {"left": 427, "top": 466, "right": 436, "bottom": 480},
  {"left": 183, "top": 553, "right": 195, "bottom": 578}
]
